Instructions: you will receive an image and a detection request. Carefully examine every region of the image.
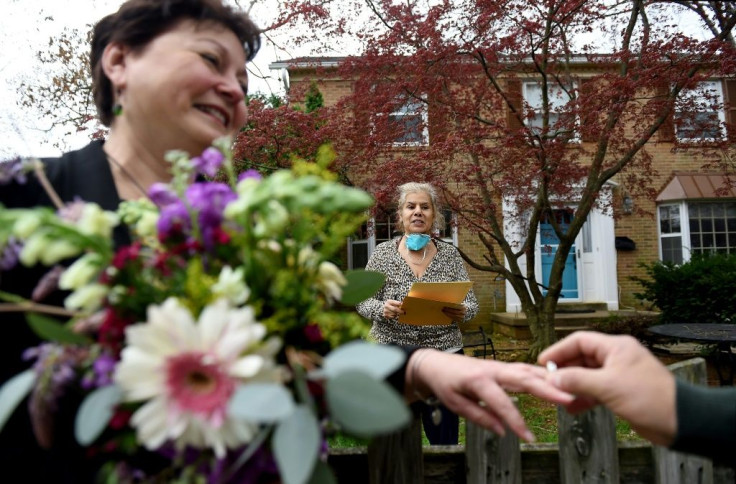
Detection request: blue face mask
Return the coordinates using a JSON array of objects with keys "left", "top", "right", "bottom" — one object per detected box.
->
[{"left": 406, "top": 233, "right": 431, "bottom": 251}]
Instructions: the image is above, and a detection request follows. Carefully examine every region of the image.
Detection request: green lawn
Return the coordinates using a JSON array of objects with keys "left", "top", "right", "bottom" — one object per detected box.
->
[{"left": 328, "top": 397, "right": 641, "bottom": 449}]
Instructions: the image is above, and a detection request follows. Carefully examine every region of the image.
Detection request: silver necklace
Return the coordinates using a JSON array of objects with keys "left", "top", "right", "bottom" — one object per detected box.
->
[
  {"left": 105, "top": 151, "right": 149, "bottom": 199},
  {"left": 405, "top": 246, "right": 427, "bottom": 265}
]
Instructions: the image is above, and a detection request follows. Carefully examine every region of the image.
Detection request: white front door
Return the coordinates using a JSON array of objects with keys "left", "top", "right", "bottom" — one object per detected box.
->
[{"left": 504, "top": 205, "right": 619, "bottom": 312}]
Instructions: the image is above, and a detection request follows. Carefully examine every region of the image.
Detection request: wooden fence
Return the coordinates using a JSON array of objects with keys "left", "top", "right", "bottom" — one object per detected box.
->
[{"left": 328, "top": 357, "right": 735, "bottom": 483}]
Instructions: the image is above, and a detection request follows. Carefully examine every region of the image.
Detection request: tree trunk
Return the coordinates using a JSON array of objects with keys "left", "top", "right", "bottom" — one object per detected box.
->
[{"left": 525, "top": 306, "right": 557, "bottom": 361}]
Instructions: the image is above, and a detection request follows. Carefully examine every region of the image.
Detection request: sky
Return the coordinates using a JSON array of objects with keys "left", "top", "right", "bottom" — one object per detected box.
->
[
  {"left": 0, "top": 1, "right": 709, "bottom": 160},
  {"left": 0, "top": 0, "right": 289, "bottom": 160}
]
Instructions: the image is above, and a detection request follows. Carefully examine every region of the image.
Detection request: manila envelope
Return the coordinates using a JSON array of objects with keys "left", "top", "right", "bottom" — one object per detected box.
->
[{"left": 398, "top": 281, "right": 472, "bottom": 326}]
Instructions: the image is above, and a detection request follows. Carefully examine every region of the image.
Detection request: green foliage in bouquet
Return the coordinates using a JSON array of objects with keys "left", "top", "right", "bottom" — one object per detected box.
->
[{"left": 0, "top": 138, "right": 408, "bottom": 484}]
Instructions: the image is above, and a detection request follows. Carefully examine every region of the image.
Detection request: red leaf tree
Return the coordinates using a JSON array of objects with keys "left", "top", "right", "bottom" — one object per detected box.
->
[{"left": 262, "top": 0, "right": 736, "bottom": 356}]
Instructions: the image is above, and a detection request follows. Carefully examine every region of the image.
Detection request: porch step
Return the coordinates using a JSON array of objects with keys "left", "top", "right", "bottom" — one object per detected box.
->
[{"left": 490, "top": 309, "right": 613, "bottom": 340}]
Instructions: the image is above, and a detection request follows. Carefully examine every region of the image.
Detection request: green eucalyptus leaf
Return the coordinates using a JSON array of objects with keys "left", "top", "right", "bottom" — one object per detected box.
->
[
  {"left": 307, "top": 460, "right": 337, "bottom": 484},
  {"left": 321, "top": 341, "right": 405, "bottom": 380},
  {"left": 75, "top": 385, "right": 123, "bottom": 446},
  {"left": 326, "top": 370, "right": 410, "bottom": 437},
  {"left": 228, "top": 383, "right": 295, "bottom": 423},
  {"left": 0, "top": 370, "right": 36, "bottom": 432},
  {"left": 273, "top": 405, "right": 320, "bottom": 484},
  {"left": 0, "top": 290, "right": 27, "bottom": 304},
  {"left": 26, "top": 313, "right": 93, "bottom": 345},
  {"left": 339, "top": 270, "right": 385, "bottom": 306}
]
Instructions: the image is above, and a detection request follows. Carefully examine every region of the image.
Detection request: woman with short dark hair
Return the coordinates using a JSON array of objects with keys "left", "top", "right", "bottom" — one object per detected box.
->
[{"left": 0, "top": 1, "right": 260, "bottom": 480}]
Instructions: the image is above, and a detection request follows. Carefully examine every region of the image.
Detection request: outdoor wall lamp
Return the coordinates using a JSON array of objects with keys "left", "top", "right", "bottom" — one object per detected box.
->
[{"left": 622, "top": 193, "right": 634, "bottom": 215}]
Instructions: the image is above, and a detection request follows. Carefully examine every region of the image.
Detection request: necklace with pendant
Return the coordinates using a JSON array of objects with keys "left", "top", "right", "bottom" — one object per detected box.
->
[
  {"left": 405, "top": 246, "right": 427, "bottom": 265},
  {"left": 105, "top": 151, "right": 149, "bottom": 199}
]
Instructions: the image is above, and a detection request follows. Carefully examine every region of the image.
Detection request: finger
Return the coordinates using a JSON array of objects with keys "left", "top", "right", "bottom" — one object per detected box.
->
[
  {"left": 445, "top": 393, "right": 508, "bottom": 437},
  {"left": 538, "top": 331, "right": 611, "bottom": 368},
  {"left": 469, "top": 383, "right": 535, "bottom": 441},
  {"left": 548, "top": 367, "right": 608, "bottom": 400}
]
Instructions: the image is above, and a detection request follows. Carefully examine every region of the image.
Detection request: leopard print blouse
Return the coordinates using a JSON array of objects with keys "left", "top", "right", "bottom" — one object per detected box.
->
[{"left": 356, "top": 237, "right": 479, "bottom": 350}]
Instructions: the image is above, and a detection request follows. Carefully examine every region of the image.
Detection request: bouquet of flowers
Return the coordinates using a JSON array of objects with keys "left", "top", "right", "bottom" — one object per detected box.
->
[{"left": 0, "top": 139, "right": 409, "bottom": 483}]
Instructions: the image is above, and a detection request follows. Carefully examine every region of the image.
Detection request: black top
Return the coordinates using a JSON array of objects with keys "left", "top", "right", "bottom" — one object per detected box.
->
[{"left": 672, "top": 379, "right": 736, "bottom": 464}]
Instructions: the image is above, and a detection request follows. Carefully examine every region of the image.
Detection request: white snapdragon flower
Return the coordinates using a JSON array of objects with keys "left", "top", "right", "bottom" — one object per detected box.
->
[
  {"left": 64, "top": 283, "right": 108, "bottom": 312},
  {"left": 76, "top": 204, "right": 120, "bottom": 238},
  {"left": 59, "top": 253, "right": 103, "bottom": 290},
  {"left": 211, "top": 266, "right": 250, "bottom": 305},
  {"left": 317, "top": 261, "right": 347, "bottom": 303}
]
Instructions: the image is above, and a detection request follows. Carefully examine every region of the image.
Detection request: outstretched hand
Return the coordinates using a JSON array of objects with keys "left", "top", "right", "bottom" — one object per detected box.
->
[
  {"left": 407, "top": 349, "right": 574, "bottom": 442},
  {"left": 538, "top": 331, "right": 677, "bottom": 445}
]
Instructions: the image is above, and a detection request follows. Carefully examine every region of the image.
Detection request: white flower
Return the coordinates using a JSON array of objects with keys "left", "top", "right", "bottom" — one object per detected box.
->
[
  {"left": 135, "top": 211, "right": 159, "bottom": 238},
  {"left": 64, "top": 283, "right": 108, "bottom": 312},
  {"left": 76, "top": 203, "right": 119, "bottom": 238},
  {"left": 12, "top": 213, "right": 41, "bottom": 238},
  {"left": 211, "top": 266, "right": 250, "bottom": 305},
  {"left": 114, "top": 298, "right": 278, "bottom": 458},
  {"left": 41, "top": 240, "right": 81, "bottom": 265},
  {"left": 317, "top": 261, "right": 347, "bottom": 303},
  {"left": 19, "top": 233, "right": 51, "bottom": 266},
  {"left": 253, "top": 200, "right": 289, "bottom": 238},
  {"left": 59, "top": 253, "right": 103, "bottom": 290}
]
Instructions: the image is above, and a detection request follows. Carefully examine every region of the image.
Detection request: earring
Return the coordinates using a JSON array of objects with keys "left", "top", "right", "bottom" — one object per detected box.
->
[{"left": 112, "top": 88, "right": 123, "bottom": 116}]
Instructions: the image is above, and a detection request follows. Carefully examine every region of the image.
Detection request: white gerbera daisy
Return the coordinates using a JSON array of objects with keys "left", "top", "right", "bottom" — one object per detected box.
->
[{"left": 114, "top": 297, "right": 275, "bottom": 458}]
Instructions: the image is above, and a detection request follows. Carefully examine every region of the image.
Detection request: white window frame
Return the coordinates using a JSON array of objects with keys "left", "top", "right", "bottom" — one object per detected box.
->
[
  {"left": 347, "top": 209, "right": 458, "bottom": 270},
  {"left": 675, "top": 80, "right": 726, "bottom": 142},
  {"left": 657, "top": 203, "right": 685, "bottom": 264},
  {"left": 657, "top": 200, "right": 736, "bottom": 264},
  {"left": 387, "top": 95, "right": 429, "bottom": 146},
  {"left": 522, "top": 80, "right": 579, "bottom": 142}
]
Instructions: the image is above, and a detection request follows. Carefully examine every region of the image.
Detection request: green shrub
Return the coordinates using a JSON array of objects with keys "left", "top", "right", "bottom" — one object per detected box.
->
[
  {"left": 632, "top": 253, "right": 736, "bottom": 325},
  {"left": 589, "top": 313, "right": 659, "bottom": 339}
]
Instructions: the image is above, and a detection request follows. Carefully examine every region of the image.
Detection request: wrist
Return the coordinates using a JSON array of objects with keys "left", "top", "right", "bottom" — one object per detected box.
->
[{"left": 408, "top": 348, "right": 437, "bottom": 401}]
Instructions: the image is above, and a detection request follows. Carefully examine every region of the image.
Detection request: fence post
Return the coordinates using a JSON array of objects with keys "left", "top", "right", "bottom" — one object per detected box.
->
[
  {"left": 465, "top": 417, "right": 522, "bottom": 484},
  {"left": 653, "top": 357, "right": 713, "bottom": 484},
  {"left": 557, "top": 405, "right": 619, "bottom": 483},
  {"left": 367, "top": 412, "right": 424, "bottom": 484}
]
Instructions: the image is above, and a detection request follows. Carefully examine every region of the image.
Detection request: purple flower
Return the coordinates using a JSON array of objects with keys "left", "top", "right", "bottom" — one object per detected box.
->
[
  {"left": 238, "top": 169, "right": 262, "bottom": 182},
  {"left": 0, "top": 157, "right": 30, "bottom": 185},
  {"left": 192, "top": 147, "right": 225, "bottom": 178},
  {"left": 31, "top": 265, "right": 65, "bottom": 302},
  {"left": 0, "top": 236, "right": 23, "bottom": 271},
  {"left": 91, "top": 353, "right": 117, "bottom": 387},
  {"left": 157, "top": 200, "right": 191, "bottom": 239},
  {"left": 186, "top": 182, "right": 236, "bottom": 249},
  {"left": 57, "top": 197, "right": 86, "bottom": 222},
  {"left": 148, "top": 182, "right": 179, "bottom": 208}
]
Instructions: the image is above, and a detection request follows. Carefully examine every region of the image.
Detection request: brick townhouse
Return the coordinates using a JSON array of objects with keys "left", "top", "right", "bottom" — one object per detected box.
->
[{"left": 271, "top": 56, "right": 736, "bottom": 324}]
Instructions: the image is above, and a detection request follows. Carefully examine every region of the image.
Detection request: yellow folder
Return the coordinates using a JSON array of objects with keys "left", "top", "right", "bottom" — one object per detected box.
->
[{"left": 398, "top": 281, "right": 473, "bottom": 326}]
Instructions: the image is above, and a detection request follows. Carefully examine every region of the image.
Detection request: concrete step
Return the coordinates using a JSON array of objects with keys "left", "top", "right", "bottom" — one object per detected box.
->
[{"left": 489, "top": 309, "right": 659, "bottom": 340}]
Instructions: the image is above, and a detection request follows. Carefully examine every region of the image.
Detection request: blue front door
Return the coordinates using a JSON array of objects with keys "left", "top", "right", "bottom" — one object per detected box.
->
[{"left": 540, "top": 210, "right": 578, "bottom": 299}]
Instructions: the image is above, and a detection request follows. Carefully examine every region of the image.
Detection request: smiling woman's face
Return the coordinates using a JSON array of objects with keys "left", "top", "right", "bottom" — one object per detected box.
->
[
  {"left": 117, "top": 20, "right": 248, "bottom": 156},
  {"left": 400, "top": 191, "right": 435, "bottom": 235}
]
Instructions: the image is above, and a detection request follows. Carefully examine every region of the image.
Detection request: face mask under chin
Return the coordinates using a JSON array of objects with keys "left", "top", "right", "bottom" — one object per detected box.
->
[{"left": 405, "top": 233, "right": 431, "bottom": 250}]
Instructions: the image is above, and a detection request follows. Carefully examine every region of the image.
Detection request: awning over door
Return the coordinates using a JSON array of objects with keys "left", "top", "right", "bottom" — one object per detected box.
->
[{"left": 656, "top": 172, "right": 736, "bottom": 201}]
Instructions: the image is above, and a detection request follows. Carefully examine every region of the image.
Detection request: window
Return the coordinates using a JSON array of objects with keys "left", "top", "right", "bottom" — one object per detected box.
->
[
  {"left": 658, "top": 201, "right": 736, "bottom": 264},
  {"left": 347, "top": 208, "right": 457, "bottom": 269},
  {"left": 523, "top": 81, "right": 578, "bottom": 140},
  {"left": 388, "top": 96, "right": 428, "bottom": 146},
  {"left": 675, "top": 81, "right": 725, "bottom": 141}
]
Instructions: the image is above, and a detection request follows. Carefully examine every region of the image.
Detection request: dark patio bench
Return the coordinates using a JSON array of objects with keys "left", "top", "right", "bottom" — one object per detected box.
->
[{"left": 462, "top": 326, "right": 497, "bottom": 360}]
